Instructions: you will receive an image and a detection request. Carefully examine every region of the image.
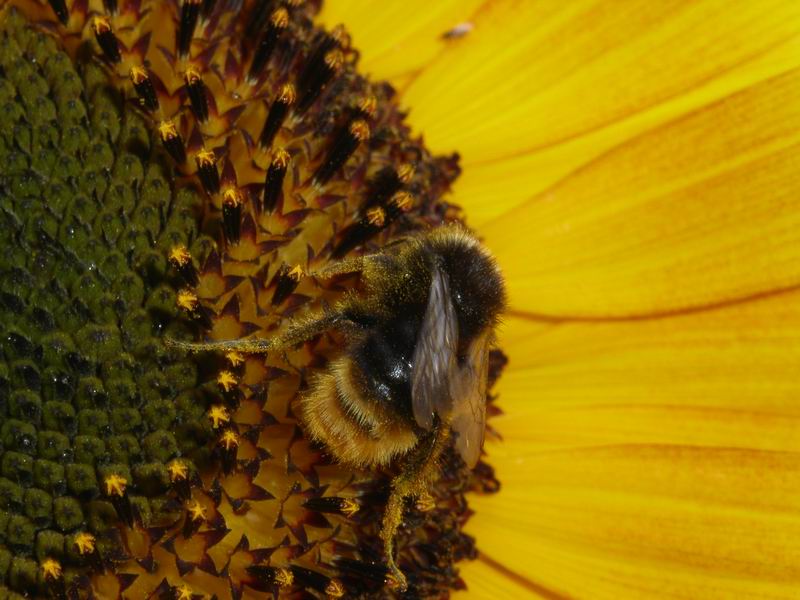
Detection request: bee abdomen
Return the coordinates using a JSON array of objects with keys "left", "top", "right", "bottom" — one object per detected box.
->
[{"left": 299, "top": 359, "right": 416, "bottom": 467}]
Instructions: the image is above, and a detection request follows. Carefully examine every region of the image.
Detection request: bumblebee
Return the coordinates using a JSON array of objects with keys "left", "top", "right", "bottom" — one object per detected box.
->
[{"left": 168, "top": 225, "right": 505, "bottom": 589}]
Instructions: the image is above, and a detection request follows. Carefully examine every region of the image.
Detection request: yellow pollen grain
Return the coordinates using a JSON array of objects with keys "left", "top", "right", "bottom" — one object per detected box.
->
[
  {"left": 74, "top": 532, "right": 96, "bottom": 555},
  {"left": 366, "top": 207, "right": 385, "bottom": 227},
  {"left": 219, "top": 429, "right": 239, "bottom": 450},
  {"left": 104, "top": 474, "right": 127, "bottom": 497},
  {"left": 340, "top": 498, "right": 359, "bottom": 517},
  {"left": 270, "top": 7, "right": 289, "bottom": 28},
  {"left": 278, "top": 82, "right": 296, "bottom": 104},
  {"left": 324, "top": 49, "right": 344, "bottom": 70},
  {"left": 169, "top": 245, "right": 192, "bottom": 266},
  {"left": 397, "top": 163, "right": 415, "bottom": 183},
  {"left": 177, "top": 289, "right": 199, "bottom": 311},
  {"left": 275, "top": 568, "right": 294, "bottom": 587},
  {"left": 223, "top": 187, "right": 243, "bottom": 207},
  {"left": 168, "top": 460, "right": 188, "bottom": 482},
  {"left": 129, "top": 65, "right": 148, "bottom": 85},
  {"left": 41, "top": 559, "right": 62, "bottom": 580},
  {"left": 226, "top": 351, "right": 245, "bottom": 367},
  {"left": 158, "top": 120, "right": 178, "bottom": 140},
  {"left": 326, "top": 579, "right": 345, "bottom": 598},
  {"left": 217, "top": 370, "right": 238, "bottom": 392},
  {"left": 392, "top": 191, "right": 413, "bottom": 212},
  {"left": 349, "top": 120, "right": 370, "bottom": 141},
  {"left": 188, "top": 500, "right": 207, "bottom": 521},
  {"left": 208, "top": 405, "right": 230, "bottom": 428},
  {"left": 273, "top": 148, "right": 291, "bottom": 168},
  {"left": 91, "top": 15, "right": 111, "bottom": 34},
  {"left": 195, "top": 148, "right": 215, "bottom": 167}
]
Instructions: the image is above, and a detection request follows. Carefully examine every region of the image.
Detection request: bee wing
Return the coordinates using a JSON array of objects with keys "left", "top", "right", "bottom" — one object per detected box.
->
[
  {"left": 448, "top": 330, "right": 490, "bottom": 468},
  {"left": 411, "top": 264, "right": 459, "bottom": 430}
]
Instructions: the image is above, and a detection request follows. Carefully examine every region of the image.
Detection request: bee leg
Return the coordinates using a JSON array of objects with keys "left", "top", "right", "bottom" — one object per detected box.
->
[
  {"left": 307, "top": 256, "right": 366, "bottom": 278},
  {"left": 380, "top": 420, "right": 451, "bottom": 591},
  {"left": 165, "top": 310, "right": 354, "bottom": 354}
]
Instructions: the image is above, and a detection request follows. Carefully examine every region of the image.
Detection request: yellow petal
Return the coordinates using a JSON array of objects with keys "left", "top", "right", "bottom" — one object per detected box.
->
[
  {"left": 317, "top": 0, "right": 486, "bottom": 82},
  {"left": 461, "top": 292, "right": 800, "bottom": 597},
  {"left": 482, "top": 58, "right": 800, "bottom": 315},
  {"left": 323, "top": 1, "right": 800, "bottom": 316}
]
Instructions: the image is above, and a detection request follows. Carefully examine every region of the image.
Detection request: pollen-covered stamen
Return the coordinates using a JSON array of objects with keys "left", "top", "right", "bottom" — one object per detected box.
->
[
  {"left": 169, "top": 245, "right": 199, "bottom": 286},
  {"left": 208, "top": 405, "right": 230, "bottom": 429},
  {"left": 271, "top": 263, "right": 304, "bottom": 306},
  {"left": 366, "top": 206, "right": 385, "bottom": 227},
  {"left": 216, "top": 429, "right": 239, "bottom": 474},
  {"left": 360, "top": 163, "right": 415, "bottom": 212},
  {"left": 184, "top": 67, "right": 209, "bottom": 123},
  {"left": 177, "top": 289, "right": 198, "bottom": 311},
  {"left": 194, "top": 148, "right": 220, "bottom": 195},
  {"left": 104, "top": 474, "right": 134, "bottom": 527},
  {"left": 168, "top": 460, "right": 192, "bottom": 501},
  {"left": 74, "top": 532, "right": 96, "bottom": 556},
  {"left": 159, "top": 120, "right": 187, "bottom": 164},
  {"left": 247, "top": 566, "right": 295, "bottom": 589},
  {"left": 130, "top": 65, "right": 159, "bottom": 112},
  {"left": 183, "top": 500, "right": 206, "bottom": 538},
  {"left": 332, "top": 191, "right": 414, "bottom": 258},
  {"left": 248, "top": 8, "right": 289, "bottom": 83},
  {"left": 92, "top": 16, "right": 121, "bottom": 64},
  {"left": 260, "top": 84, "right": 295, "bottom": 150},
  {"left": 326, "top": 579, "right": 346, "bottom": 599},
  {"left": 296, "top": 46, "right": 344, "bottom": 114},
  {"left": 175, "top": 584, "right": 194, "bottom": 600},
  {"left": 226, "top": 351, "right": 245, "bottom": 367},
  {"left": 177, "top": 288, "right": 213, "bottom": 328},
  {"left": 41, "top": 558, "right": 62, "bottom": 581},
  {"left": 355, "top": 95, "right": 377, "bottom": 120},
  {"left": 216, "top": 369, "right": 241, "bottom": 406},
  {"left": 177, "top": 0, "right": 202, "bottom": 58},
  {"left": 46, "top": 0, "right": 69, "bottom": 25},
  {"left": 217, "top": 370, "right": 237, "bottom": 392},
  {"left": 222, "top": 187, "right": 244, "bottom": 245},
  {"left": 262, "top": 148, "right": 290, "bottom": 213},
  {"left": 313, "top": 119, "right": 369, "bottom": 187},
  {"left": 302, "top": 496, "right": 359, "bottom": 518}
]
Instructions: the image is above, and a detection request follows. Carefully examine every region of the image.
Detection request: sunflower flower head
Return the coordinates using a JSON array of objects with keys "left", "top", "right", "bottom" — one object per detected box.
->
[{"left": 0, "top": 1, "right": 506, "bottom": 598}]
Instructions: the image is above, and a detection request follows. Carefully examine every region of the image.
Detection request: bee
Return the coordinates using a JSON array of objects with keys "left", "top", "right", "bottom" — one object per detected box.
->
[{"left": 167, "top": 225, "right": 505, "bottom": 589}]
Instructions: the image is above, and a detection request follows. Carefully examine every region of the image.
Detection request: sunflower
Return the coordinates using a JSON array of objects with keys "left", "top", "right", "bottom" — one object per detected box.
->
[{"left": 1, "top": 0, "right": 798, "bottom": 599}]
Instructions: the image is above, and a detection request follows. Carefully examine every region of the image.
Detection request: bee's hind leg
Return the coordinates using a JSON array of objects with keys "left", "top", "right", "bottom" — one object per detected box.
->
[{"left": 380, "top": 420, "right": 451, "bottom": 591}]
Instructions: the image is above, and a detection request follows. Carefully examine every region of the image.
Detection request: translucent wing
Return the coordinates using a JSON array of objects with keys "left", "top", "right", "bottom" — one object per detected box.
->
[
  {"left": 411, "top": 264, "right": 458, "bottom": 430},
  {"left": 448, "top": 330, "right": 490, "bottom": 468}
]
